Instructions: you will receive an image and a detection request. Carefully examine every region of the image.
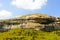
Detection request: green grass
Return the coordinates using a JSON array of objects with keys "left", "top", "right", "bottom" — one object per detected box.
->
[{"left": 0, "top": 28, "right": 60, "bottom": 40}]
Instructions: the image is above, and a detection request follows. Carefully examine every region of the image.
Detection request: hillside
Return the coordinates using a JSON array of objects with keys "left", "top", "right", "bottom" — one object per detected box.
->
[
  {"left": 0, "top": 14, "right": 60, "bottom": 32},
  {"left": 0, "top": 14, "right": 60, "bottom": 40},
  {"left": 0, "top": 28, "right": 60, "bottom": 40}
]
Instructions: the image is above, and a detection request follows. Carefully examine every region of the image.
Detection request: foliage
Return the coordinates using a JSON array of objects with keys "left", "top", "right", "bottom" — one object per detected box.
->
[{"left": 0, "top": 28, "right": 60, "bottom": 40}]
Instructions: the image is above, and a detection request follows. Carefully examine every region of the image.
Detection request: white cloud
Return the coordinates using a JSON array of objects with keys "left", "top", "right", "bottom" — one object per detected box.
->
[
  {"left": 11, "top": 0, "right": 47, "bottom": 10},
  {"left": 0, "top": 10, "right": 12, "bottom": 19}
]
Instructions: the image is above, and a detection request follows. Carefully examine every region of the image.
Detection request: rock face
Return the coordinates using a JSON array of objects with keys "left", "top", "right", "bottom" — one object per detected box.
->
[{"left": 0, "top": 14, "right": 60, "bottom": 32}]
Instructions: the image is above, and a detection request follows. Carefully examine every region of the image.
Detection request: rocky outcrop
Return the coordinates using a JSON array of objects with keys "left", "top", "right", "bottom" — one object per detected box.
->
[{"left": 0, "top": 14, "right": 60, "bottom": 32}]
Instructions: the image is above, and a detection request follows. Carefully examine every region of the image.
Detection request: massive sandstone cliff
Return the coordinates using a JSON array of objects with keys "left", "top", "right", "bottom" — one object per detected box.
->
[{"left": 0, "top": 14, "right": 60, "bottom": 31}]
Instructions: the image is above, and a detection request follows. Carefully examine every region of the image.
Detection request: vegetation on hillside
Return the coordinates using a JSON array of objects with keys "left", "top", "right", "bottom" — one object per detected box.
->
[{"left": 0, "top": 28, "right": 60, "bottom": 40}]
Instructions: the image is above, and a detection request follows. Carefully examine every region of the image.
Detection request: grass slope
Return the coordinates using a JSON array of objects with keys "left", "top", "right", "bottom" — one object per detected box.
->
[{"left": 0, "top": 28, "right": 60, "bottom": 40}]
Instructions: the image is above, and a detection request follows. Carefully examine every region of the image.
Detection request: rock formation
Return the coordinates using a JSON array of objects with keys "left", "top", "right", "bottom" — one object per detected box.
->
[{"left": 0, "top": 14, "right": 60, "bottom": 32}]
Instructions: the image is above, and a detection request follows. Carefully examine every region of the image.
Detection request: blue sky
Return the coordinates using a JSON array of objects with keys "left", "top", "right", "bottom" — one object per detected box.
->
[{"left": 0, "top": 0, "right": 60, "bottom": 19}]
